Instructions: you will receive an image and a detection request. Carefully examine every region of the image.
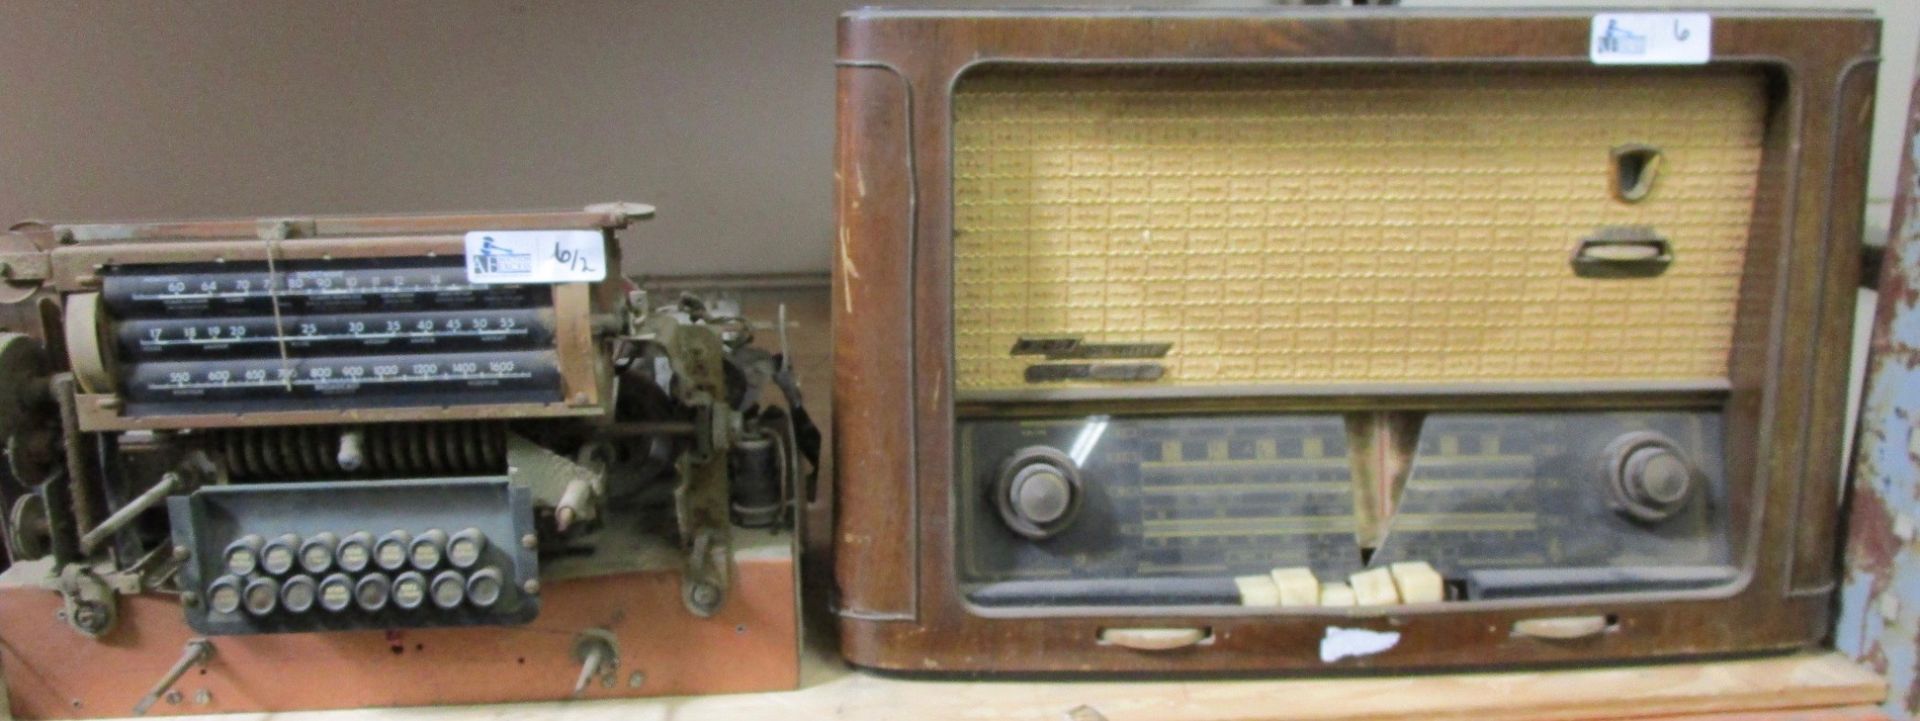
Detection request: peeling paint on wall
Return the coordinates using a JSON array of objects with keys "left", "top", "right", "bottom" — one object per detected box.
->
[{"left": 1839, "top": 73, "right": 1920, "bottom": 720}]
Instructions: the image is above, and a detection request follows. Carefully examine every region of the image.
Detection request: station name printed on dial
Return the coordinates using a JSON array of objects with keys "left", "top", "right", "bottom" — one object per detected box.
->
[{"left": 464, "top": 230, "right": 608, "bottom": 284}]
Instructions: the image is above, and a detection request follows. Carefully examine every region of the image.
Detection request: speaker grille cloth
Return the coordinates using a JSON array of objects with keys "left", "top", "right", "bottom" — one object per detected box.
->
[{"left": 952, "top": 68, "right": 1766, "bottom": 392}]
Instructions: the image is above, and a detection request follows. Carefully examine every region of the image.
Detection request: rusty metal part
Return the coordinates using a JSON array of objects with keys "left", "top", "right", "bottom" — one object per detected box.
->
[
  {"left": 1837, "top": 67, "right": 1920, "bottom": 717},
  {"left": 0, "top": 557, "right": 799, "bottom": 717},
  {"left": 53, "top": 564, "right": 118, "bottom": 638},
  {"left": 646, "top": 315, "right": 735, "bottom": 617},
  {"left": 130, "top": 639, "right": 211, "bottom": 716}
]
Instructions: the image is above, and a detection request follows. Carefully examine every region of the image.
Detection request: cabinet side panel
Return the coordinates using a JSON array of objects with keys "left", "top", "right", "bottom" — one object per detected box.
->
[{"left": 832, "top": 58, "right": 917, "bottom": 620}]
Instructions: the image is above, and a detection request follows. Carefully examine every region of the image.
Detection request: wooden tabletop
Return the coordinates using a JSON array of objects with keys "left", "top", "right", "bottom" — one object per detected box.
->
[{"left": 77, "top": 652, "right": 1883, "bottom": 721}]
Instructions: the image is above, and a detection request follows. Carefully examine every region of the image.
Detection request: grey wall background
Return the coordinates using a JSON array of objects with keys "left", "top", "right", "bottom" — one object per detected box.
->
[{"left": 0, "top": 0, "right": 1912, "bottom": 276}]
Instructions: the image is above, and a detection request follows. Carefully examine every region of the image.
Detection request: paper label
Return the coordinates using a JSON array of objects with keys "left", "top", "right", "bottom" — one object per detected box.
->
[
  {"left": 464, "top": 230, "right": 607, "bottom": 284},
  {"left": 1319, "top": 626, "right": 1402, "bottom": 663},
  {"left": 1591, "top": 13, "right": 1711, "bottom": 65}
]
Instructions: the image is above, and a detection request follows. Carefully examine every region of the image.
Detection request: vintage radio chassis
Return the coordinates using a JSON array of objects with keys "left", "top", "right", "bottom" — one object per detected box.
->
[
  {"left": 832, "top": 9, "right": 1879, "bottom": 672},
  {"left": 0, "top": 207, "right": 812, "bottom": 716}
]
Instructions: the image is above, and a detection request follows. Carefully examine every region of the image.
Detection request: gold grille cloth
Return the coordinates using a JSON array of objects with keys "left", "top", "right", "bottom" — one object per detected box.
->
[{"left": 952, "top": 68, "right": 1767, "bottom": 392}]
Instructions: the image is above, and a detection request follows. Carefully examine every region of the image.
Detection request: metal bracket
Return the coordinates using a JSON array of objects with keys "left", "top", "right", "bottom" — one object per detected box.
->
[
  {"left": 681, "top": 525, "right": 731, "bottom": 617},
  {"left": 643, "top": 315, "right": 735, "bottom": 617},
  {"left": 52, "top": 564, "right": 118, "bottom": 638}
]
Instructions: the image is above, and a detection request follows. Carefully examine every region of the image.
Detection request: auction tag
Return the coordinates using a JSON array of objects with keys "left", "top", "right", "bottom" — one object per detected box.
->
[
  {"left": 464, "top": 230, "right": 607, "bottom": 284},
  {"left": 1590, "top": 13, "right": 1711, "bottom": 65}
]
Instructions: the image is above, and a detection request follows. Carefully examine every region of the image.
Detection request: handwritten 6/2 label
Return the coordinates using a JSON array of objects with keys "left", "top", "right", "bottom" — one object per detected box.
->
[
  {"left": 1591, "top": 13, "right": 1710, "bottom": 65},
  {"left": 464, "top": 230, "right": 608, "bottom": 284}
]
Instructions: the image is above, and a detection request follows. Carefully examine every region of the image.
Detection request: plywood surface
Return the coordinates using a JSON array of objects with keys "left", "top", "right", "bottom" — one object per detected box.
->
[{"left": 86, "top": 652, "right": 1882, "bottom": 721}]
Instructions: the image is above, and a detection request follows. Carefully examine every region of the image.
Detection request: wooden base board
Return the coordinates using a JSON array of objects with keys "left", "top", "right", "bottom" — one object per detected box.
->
[
  {"left": 0, "top": 556, "right": 797, "bottom": 720},
  {"left": 37, "top": 652, "right": 1878, "bottom": 721}
]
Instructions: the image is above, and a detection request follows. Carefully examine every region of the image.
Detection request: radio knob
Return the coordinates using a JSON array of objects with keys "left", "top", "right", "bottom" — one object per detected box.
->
[
  {"left": 994, "top": 447, "right": 1083, "bottom": 540},
  {"left": 1603, "top": 432, "right": 1698, "bottom": 523},
  {"left": 1624, "top": 447, "right": 1691, "bottom": 507},
  {"left": 1013, "top": 468, "right": 1073, "bottom": 524}
]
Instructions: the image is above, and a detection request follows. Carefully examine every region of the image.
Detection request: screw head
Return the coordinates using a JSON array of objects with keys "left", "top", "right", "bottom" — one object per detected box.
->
[
  {"left": 173, "top": 545, "right": 191, "bottom": 560},
  {"left": 194, "top": 690, "right": 212, "bottom": 706},
  {"left": 522, "top": 579, "right": 541, "bottom": 595},
  {"left": 520, "top": 534, "right": 537, "bottom": 550},
  {"left": 627, "top": 671, "right": 646, "bottom": 688},
  {"left": 71, "top": 603, "right": 104, "bottom": 632},
  {"left": 689, "top": 582, "right": 719, "bottom": 608},
  {"left": 164, "top": 691, "right": 182, "bottom": 706}
]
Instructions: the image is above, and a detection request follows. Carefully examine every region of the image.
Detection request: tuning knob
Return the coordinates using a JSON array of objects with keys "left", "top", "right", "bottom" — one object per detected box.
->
[
  {"left": 994, "top": 446, "right": 1084, "bottom": 540},
  {"left": 1602, "top": 432, "right": 1699, "bottom": 523}
]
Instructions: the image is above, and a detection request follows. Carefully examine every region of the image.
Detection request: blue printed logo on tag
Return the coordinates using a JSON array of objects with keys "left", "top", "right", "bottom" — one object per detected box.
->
[
  {"left": 470, "top": 235, "right": 534, "bottom": 276},
  {"left": 1591, "top": 14, "right": 1710, "bottom": 66}
]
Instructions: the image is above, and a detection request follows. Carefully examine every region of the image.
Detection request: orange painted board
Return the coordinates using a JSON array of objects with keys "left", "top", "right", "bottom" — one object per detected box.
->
[{"left": 0, "top": 558, "right": 797, "bottom": 719}]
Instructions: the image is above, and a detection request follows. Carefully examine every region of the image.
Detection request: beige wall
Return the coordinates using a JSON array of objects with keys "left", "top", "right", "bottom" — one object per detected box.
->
[
  {"left": 0, "top": 1, "right": 1912, "bottom": 276},
  {"left": 0, "top": 0, "right": 1217, "bottom": 276}
]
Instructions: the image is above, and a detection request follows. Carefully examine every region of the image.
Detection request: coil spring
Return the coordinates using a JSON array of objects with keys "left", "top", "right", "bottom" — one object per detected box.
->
[{"left": 217, "top": 422, "right": 507, "bottom": 480}]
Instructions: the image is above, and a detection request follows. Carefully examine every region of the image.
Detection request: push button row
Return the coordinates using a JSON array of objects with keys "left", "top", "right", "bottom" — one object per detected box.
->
[
  {"left": 223, "top": 528, "right": 491, "bottom": 576},
  {"left": 206, "top": 567, "right": 505, "bottom": 616}
]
